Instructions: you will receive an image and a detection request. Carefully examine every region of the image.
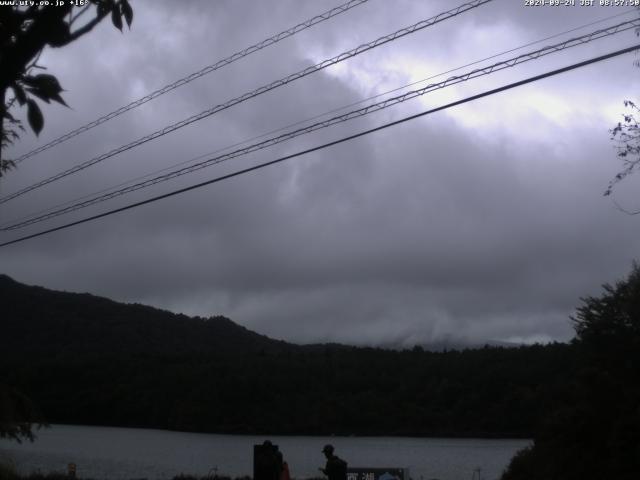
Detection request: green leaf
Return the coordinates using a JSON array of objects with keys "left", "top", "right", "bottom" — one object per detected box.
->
[
  {"left": 11, "top": 84, "right": 27, "bottom": 106},
  {"left": 22, "top": 74, "right": 68, "bottom": 107},
  {"left": 25, "top": 87, "right": 69, "bottom": 107},
  {"left": 26, "top": 88, "right": 52, "bottom": 104},
  {"left": 23, "top": 74, "right": 64, "bottom": 95},
  {"left": 26, "top": 99, "right": 44, "bottom": 136},
  {"left": 121, "top": 0, "right": 133, "bottom": 27},
  {"left": 50, "top": 92, "right": 68, "bottom": 107},
  {"left": 112, "top": 8, "right": 123, "bottom": 31}
]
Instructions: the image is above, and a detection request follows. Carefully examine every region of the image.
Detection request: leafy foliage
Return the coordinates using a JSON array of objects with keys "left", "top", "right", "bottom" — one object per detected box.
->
[
  {"left": 0, "top": 1, "right": 134, "bottom": 436},
  {"left": 605, "top": 18, "right": 640, "bottom": 199},
  {"left": 0, "top": 384, "right": 47, "bottom": 443},
  {"left": 502, "top": 264, "right": 640, "bottom": 480},
  {"left": 0, "top": 0, "right": 133, "bottom": 175},
  {"left": 606, "top": 100, "right": 640, "bottom": 198}
]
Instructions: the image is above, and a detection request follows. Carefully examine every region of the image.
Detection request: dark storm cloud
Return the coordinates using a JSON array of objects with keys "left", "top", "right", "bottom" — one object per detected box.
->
[{"left": 2, "top": 0, "right": 640, "bottom": 346}]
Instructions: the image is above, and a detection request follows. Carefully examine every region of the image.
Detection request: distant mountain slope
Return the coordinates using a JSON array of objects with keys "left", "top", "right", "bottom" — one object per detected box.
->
[
  {"left": 1, "top": 274, "right": 579, "bottom": 438},
  {"left": 0, "top": 274, "right": 292, "bottom": 356}
]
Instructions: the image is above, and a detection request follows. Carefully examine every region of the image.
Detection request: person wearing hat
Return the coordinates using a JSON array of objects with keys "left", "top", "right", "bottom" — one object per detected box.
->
[
  {"left": 319, "top": 444, "right": 347, "bottom": 480},
  {"left": 255, "top": 440, "right": 283, "bottom": 480}
]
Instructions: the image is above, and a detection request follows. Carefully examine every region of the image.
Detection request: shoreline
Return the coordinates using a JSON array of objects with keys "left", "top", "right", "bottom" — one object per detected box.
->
[{"left": 24, "top": 423, "right": 533, "bottom": 442}]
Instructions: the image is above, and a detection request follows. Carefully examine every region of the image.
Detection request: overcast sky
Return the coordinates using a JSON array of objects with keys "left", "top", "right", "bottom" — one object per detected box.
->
[{"left": 2, "top": 0, "right": 640, "bottom": 347}]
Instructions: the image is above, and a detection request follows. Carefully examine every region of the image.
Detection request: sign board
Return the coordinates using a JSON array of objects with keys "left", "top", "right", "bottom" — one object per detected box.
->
[{"left": 347, "top": 468, "right": 409, "bottom": 480}]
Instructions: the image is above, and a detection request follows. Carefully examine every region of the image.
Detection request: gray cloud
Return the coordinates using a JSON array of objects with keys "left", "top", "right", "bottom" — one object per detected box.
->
[{"left": 2, "top": 0, "right": 639, "bottom": 347}]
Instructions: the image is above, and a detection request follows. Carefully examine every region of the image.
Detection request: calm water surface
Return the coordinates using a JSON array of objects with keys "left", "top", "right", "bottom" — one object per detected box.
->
[{"left": 0, "top": 425, "right": 530, "bottom": 480}]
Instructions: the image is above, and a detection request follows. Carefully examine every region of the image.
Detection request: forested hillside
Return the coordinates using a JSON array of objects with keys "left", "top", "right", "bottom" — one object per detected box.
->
[
  {"left": 501, "top": 265, "right": 640, "bottom": 479},
  {"left": 1, "top": 274, "right": 291, "bottom": 356},
  {"left": 2, "top": 274, "right": 576, "bottom": 438}
]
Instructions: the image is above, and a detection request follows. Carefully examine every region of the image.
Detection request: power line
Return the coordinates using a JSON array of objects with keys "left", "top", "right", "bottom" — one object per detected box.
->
[
  {"left": 4, "top": 18, "right": 636, "bottom": 230},
  {"left": 0, "top": 0, "right": 493, "bottom": 206},
  {"left": 12, "top": 0, "right": 372, "bottom": 164},
  {"left": 1, "top": 44, "right": 637, "bottom": 249},
  {"left": 3, "top": 18, "right": 637, "bottom": 231},
  {"left": 6, "top": 8, "right": 632, "bottom": 230}
]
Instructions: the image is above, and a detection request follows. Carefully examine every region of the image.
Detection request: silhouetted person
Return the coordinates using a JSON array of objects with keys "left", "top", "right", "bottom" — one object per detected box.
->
[
  {"left": 319, "top": 444, "right": 347, "bottom": 480},
  {"left": 274, "top": 444, "right": 284, "bottom": 480},
  {"left": 254, "top": 440, "right": 282, "bottom": 480}
]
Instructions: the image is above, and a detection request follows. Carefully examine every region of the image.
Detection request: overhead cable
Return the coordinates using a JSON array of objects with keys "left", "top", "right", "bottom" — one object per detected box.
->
[
  {"left": 12, "top": 0, "right": 372, "bottom": 164},
  {"left": 1, "top": 43, "right": 638, "bottom": 249},
  {"left": 3, "top": 18, "right": 638, "bottom": 231},
  {"left": 0, "top": 0, "right": 493, "bottom": 205},
  {"left": 6, "top": 8, "right": 634, "bottom": 230}
]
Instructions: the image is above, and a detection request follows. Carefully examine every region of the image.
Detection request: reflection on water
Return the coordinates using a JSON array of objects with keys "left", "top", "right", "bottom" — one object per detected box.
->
[{"left": 0, "top": 425, "right": 530, "bottom": 480}]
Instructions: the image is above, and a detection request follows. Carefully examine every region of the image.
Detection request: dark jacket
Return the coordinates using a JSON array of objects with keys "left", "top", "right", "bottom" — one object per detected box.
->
[{"left": 323, "top": 454, "right": 347, "bottom": 480}]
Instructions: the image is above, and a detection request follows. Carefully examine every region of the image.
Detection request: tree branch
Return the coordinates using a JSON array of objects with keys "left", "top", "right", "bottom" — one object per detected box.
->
[
  {"left": 63, "top": 10, "right": 109, "bottom": 46},
  {"left": 24, "top": 47, "right": 44, "bottom": 72},
  {"left": 69, "top": 5, "right": 92, "bottom": 27}
]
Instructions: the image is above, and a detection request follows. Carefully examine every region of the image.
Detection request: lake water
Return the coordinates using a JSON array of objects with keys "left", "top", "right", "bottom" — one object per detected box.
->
[{"left": 0, "top": 425, "right": 530, "bottom": 480}]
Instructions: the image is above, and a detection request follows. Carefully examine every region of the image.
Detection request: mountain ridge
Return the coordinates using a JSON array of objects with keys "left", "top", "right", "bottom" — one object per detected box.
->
[
  {"left": 2, "top": 274, "right": 529, "bottom": 353},
  {"left": 1, "top": 274, "right": 293, "bottom": 356},
  {"left": 1, "top": 274, "right": 577, "bottom": 438}
]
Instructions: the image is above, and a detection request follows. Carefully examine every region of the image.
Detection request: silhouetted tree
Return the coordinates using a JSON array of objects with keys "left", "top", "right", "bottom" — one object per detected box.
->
[
  {"left": 606, "top": 100, "right": 640, "bottom": 201},
  {"left": 0, "top": 1, "right": 133, "bottom": 442},
  {"left": 502, "top": 263, "right": 640, "bottom": 480},
  {"left": 0, "top": 384, "right": 46, "bottom": 443},
  {"left": 0, "top": 0, "right": 133, "bottom": 176},
  {"left": 605, "top": 15, "right": 640, "bottom": 200}
]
